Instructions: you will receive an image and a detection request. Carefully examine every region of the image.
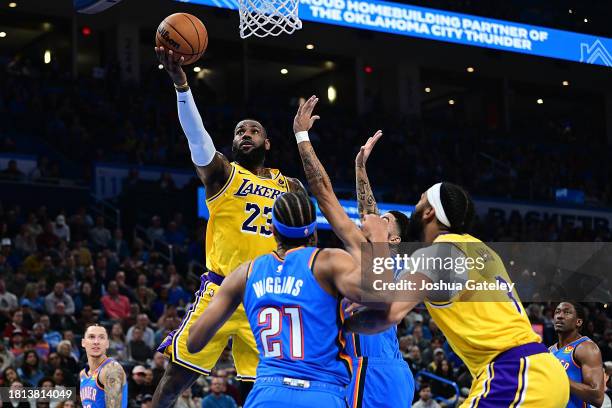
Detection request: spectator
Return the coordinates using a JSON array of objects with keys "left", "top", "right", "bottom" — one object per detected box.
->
[
  {"left": 100, "top": 280, "right": 130, "bottom": 320},
  {"left": 24, "top": 214, "right": 43, "bottom": 239},
  {"left": 107, "top": 322, "right": 128, "bottom": 361},
  {"left": 2, "top": 366, "right": 21, "bottom": 387},
  {"left": 427, "top": 347, "right": 446, "bottom": 373},
  {"left": 3, "top": 309, "right": 28, "bottom": 338},
  {"left": 7, "top": 381, "right": 30, "bottom": 408},
  {"left": 73, "top": 281, "right": 99, "bottom": 313},
  {"left": 128, "top": 365, "right": 153, "bottom": 403},
  {"left": 0, "top": 278, "right": 18, "bottom": 318},
  {"left": 164, "top": 221, "right": 187, "bottom": 247},
  {"left": 77, "top": 305, "right": 99, "bottom": 329},
  {"left": 1, "top": 159, "right": 24, "bottom": 180},
  {"left": 56, "top": 340, "right": 78, "bottom": 375},
  {"left": 406, "top": 345, "right": 425, "bottom": 375},
  {"left": 0, "top": 339, "right": 16, "bottom": 372},
  {"left": 61, "top": 330, "right": 80, "bottom": 362},
  {"left": 49, "top": 302, "right": 78, "bottom": 333},
  {"left": 73, "top": 240, "right": 92, "bottom": 267},
  {"left": 89, "top": 216, "right": 111, "bottom": 250},
  {"left": 45, "top": 353, "right": 61, "bottom": 376},
  {"left": 128, "top": 327, "right": 153, "bottom": 364},
  {"left": 126, "top": 314, "right": 155, "bottom": 350},
  {"left": 116, "top": 270, "right": 135, "bottom": 302},
  {"left": 21, "top": 283, "right": 45, "bottom": 313},
  {"left": 36, "top": 222, "right": 60, "bottom": 251},
  {"left": 1, "top": 238, "right": 20, "bottom": 271},
  {"left": 52, "top": 215, "right": 70, "bottom": 243},
  {"left": 601, "top": 330, "right": 612, "bottom": 362},
  {"left": 166, "top": 266, "right": 190, "bottom": 306},
  {"left": 201, "top": 376, "right": 237, "bottom": 408},
  {"left": 31, "top": 323, "right": 50, "bottom": 361},
  {"left": 135, "top": 285, "right": 157, "bottom": 316},
  {"left": 21, "top": 251, "right": 45, "bottom": 279},
  {"left": 39, "top": 315, "right": 62, "bottom": 350},
  {"left": 432, "top": 360, "right": 457, "bottom": 407},
  {"left": 136, "top": 393, "right": 153, "bottom": 408},
  {"left": 109, "top": 228, "right": 130, "bottom": 260},
  {"left": 44, "top": 282, "right": 75, "bottom": 315},
  {"left": 150, "top": 352, "right": 166, "bottom": 386},
  {"left": 17, "top": 350, "right": 44, "bottom": 387},
  {"left": 176, "top": 387, "right": 197, "bottom": 408},
  {"left": 412, "top": 384, "right": 441, "bottom": 408},
  {"left": 9, "top": 331, "right": 25, "bottom": 360},
  {"left": 146, "top": 216, "right": 165, "bottom": 243},
  {"left": 14, "top": 224, "right": 37, "bottom": 255}
]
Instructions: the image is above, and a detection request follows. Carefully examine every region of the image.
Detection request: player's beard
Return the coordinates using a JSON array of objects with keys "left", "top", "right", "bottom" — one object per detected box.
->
[
  {"left": 409, "top": 207, "right": 425, "bottom": 241},
  {"left": 232, "top": 143, "right": 266, "bottom": 169}
]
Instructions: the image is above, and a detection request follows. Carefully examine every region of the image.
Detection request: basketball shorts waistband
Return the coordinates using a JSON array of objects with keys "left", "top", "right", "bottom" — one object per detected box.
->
[
  {"left": 254, "top": 376, "right": 346, "bottom": 397},
  {"left": 351, "top": 356, "right": 409, "bottom": 367},
  {"left": 493, "top": 342, "right": 548, "bottom": 363}
]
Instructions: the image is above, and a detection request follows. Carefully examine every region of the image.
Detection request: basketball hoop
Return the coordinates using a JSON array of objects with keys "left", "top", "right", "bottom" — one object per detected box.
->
[{"left": 237, "top": 0, "right": 302, "bottom": 38}]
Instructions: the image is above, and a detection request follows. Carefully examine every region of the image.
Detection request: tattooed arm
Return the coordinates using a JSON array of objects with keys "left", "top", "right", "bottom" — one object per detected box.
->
[
  {"left": 101, "top": 361, "right": 126, "bottom": 408},
  {"left": 355, "top": 130, "right": 382, "bottom": 219},
  {"left": 293, "top": 96, "right": 366, "bottom": 257}
]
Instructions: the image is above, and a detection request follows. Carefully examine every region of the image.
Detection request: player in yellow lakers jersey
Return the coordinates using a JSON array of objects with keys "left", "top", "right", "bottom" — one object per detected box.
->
[
  {"left": 345, "top": 182, "right": 570, "bottom": 408},
  {"left": 153, "top": 47, "right": 304, "bottom": 407}
]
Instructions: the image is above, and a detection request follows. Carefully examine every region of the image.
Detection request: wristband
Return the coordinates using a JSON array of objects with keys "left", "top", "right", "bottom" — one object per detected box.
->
[
  {"left": 295, "top": 131, "right": 310, "bottom": 144},
  {"left": 174, "top": 82, "right": 190, "bottom": 92}
]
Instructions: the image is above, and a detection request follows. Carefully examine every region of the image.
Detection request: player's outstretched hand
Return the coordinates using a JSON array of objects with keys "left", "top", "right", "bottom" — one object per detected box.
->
[
  {"left": 361, "top": 213, "right": 388, "bottom": 243},
  {"left": 293, "top": 95, "right": 321, "bottom": 134},
  {"left": 155, "top": 46, "right": 187, "bottom": 86},
  {"left": 355, "top": 130, "right": 383, "bottom": 168}
]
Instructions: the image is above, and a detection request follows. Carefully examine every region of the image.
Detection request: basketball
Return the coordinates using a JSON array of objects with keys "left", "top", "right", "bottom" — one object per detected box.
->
[{"left": 156, "top": 13, "right": 208, "bottom": 65}]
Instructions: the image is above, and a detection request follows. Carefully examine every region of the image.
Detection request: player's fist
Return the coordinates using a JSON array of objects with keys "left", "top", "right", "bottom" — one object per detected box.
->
[
  {"left": 293, "top": 95, "right": 320, "bottom": 134},
  {"left": 361, "top": 213, "right": 388, "bottom": 242}
]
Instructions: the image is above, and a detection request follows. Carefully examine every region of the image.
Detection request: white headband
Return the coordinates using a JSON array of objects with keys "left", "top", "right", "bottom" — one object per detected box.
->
[{"left": 426, "top": 183, "right": 451, "bottom": 228}]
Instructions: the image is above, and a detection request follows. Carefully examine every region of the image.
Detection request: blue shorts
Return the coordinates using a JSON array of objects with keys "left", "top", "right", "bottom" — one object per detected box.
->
[
  {"left": 245, "top": 376, "right": 348, "bottom": 408},
  {"left": 347, "top": 357, "right": 414, "bottom": 408}
]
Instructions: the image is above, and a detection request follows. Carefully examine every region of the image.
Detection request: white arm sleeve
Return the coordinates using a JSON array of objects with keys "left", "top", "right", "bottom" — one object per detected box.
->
[{"left": 176, "top": 89, "right": 217, "bottom": 166}]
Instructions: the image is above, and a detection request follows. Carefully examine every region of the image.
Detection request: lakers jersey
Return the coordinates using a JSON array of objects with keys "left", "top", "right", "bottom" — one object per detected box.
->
[
  {"left": 421, "top": 233, "right": 540, "bottom": 377},
  {"left": 79, "top": 358, "right": 128, "bottom": 408},
  {"left": 550, "top": 336, "right": 593, "bottom": 408},
  {"left": 243, "top": 247, "right": 352, "bottom": 385},
  {"left": 205, "top": 162, "right": 290, "bottom": 277}
]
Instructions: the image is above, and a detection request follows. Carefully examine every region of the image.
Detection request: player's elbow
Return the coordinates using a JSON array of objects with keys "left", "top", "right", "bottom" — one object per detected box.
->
[{"left": 593, "top": 393, "right": 604, "bottom": 408}]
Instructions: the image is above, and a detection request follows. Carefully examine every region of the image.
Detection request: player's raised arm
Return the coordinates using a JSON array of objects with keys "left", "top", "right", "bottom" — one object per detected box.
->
[
  {"left": 315, "top": 215, "right": 395, "bottom": 308},
  {"left": 571, "top": 341, "right": 605, "bottom": 407},
  {"left": 187, "top": 262, "right": 249, "bottom": 354},
  {"left": 155, "top": 46, "right": 232, "bottom": 197},
  {"left": 101, "top": 360, "right": 127, "bottom": 408},
  {"left": 292, "top": 96, "right": 366, "bottom": 256},
  {"left": 355, "top": 130, "right": 383, "bottom": 219}
]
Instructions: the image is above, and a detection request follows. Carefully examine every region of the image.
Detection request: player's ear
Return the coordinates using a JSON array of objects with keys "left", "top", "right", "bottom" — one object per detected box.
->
[
  {"left": 264, "top": 138, "right": 271, "bottom": 151},
  {"left": 423, "top": 205, "right": 436, "bottom": 223},
  {"left": 576, "top": 318, "right": 583, "bottom": 329}
]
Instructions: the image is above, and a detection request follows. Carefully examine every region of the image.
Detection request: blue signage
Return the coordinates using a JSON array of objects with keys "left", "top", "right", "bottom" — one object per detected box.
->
[
  {"left": 197, "top": 187, "right": 414, "bottom": 230},
  {"left": 176, "top": 0, "right": 612, "bottom": 68}
]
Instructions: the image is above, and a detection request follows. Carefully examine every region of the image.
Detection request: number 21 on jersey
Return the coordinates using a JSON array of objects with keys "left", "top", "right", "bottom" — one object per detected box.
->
[{"left": 258, "top": 306, "right": 304, "bottom": 359}]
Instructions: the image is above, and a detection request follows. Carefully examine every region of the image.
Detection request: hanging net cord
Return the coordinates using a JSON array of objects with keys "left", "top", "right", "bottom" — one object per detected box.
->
[{"left": 238, "top": 0, "right": 302, "bottom": 38}]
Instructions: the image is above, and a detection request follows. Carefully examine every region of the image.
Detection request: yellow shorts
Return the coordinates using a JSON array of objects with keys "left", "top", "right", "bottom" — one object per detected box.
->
[
  {"left": 461, "top": 350, "right": 569, "bottom": 408},
  {"left": 159, "top": 281, "right": 259, "bottom": 380}
]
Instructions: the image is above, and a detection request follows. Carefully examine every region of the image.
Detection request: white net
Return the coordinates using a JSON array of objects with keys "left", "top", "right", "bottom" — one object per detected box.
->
[{"left": 237, "top": 0, "right": 302, "bottom": 38}]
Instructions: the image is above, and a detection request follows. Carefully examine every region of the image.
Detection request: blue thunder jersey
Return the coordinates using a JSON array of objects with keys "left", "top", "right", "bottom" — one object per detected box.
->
[
  {"left": 342, "top": 300, "right": 402, "bottom": 360},
  {"left": 79, "top": 357, "right": 128, "bottom": 408},
  {"left": 243, "top": 246, "right": 352, "bottom": 386},
  {"left": 550, "top": 336, "right": 592, "bottom": 408}
]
